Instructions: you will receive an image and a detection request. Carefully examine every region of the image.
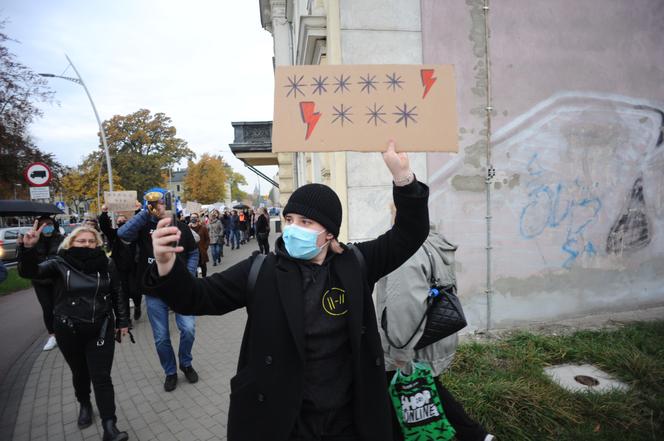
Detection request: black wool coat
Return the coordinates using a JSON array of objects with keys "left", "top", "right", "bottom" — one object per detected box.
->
[{"left": 144, "top": 180, "right": 430, "bottom": 441}]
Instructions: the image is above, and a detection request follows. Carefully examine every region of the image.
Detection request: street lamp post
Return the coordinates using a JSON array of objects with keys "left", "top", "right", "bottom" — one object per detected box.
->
[{"left": 40, "top": 54, "right": 115, "bottom": 224}]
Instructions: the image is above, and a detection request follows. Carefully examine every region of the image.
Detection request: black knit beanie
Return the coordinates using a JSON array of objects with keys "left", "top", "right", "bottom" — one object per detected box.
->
[{"left": 283, "top": 183, "right": 342, "bottom": 237}]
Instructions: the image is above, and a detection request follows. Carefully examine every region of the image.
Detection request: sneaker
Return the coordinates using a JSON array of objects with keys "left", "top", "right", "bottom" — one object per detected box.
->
[
  {"left": 181, "top": 365, "right": 199, "bottom": 384},
  {"left": 43, "top": 335, "right": 57, "bottom": 351},
  {"left": 484, "top": 435, "right": 497, "bottom": 441},
  {"left": 164, "top": 374, "right": 178, "bottom": 392}
]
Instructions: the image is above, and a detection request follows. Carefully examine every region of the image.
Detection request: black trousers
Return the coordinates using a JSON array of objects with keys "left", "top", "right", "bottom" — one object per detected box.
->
[
  {"left": 55, "top": 318, "right": 117, "bottom": 421},
  {"left": 257, "top": 233, "right": 270, "bottom": 254},
  {"left": 198, "top": 251, "right": 207, "bottom": 277},
  {"left": 33, "top": 282, "right": 55, "bottom": 334},
  {"left": 120, "top": 271, "right": 141, "bottom": 317},
  {"left": 386, "top": 371, "right": 487, "bottom": 441}
]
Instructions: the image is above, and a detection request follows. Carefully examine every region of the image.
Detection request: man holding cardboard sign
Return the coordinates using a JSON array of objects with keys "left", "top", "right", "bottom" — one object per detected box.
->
[{"left": 143, "top": 141, "right": 430, "bottom": 441}]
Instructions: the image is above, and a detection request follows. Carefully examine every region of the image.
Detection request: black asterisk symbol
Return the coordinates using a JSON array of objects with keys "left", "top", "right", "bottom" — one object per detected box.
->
[
  {"left": 366, "top": 103, "right": 387, "bottom": 126},
  {"left": 284, "top": 75, "right": 305, "bottom": 98},
  {"left": 393, "top": 103, "right": 418, "bottom": 127},
  {"left": 333, "top": 74, "right": 351, "bottom": 94},
  {"left": 332, "top": 104, "right": 353, "bottom": 126},
  {"left": 385, "top": 72, "right": 405, "bottom": 92},
  {"left": 310, "top": 76, "right": 328, "bottom": 95},
  {"left": 358, "top": 74, "right": 377, "bottom": 94}
]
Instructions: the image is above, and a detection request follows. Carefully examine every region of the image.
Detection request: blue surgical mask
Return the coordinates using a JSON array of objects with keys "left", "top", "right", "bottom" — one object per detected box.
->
[
  {"left": 282, "top": 225, "right": 328, "bottom": 260},
  {"left": 42, "top": 225, "right": 55, "bottom": 234}
]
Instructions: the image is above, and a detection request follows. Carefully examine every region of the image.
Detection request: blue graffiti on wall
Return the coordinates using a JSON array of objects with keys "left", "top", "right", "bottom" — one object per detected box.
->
[{"left": 519, "top": 153, "right": 602, "bottom": 268}]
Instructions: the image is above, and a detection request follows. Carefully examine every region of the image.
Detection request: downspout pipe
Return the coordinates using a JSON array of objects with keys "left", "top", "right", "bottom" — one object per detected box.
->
[{"left": 483, "top": 0, "right": 495, "bottom": 331}]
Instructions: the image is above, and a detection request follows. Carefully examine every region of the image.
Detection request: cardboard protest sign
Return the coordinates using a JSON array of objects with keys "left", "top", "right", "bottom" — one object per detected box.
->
[
  {"left": 104, "top": 191, "right": 137, "bottom": 212},
  {"left": 272, "top": 64, "right": 458, "bottom": 153},
  {"left": 185, "top": 201, "right": 202, "bottom": 215}
]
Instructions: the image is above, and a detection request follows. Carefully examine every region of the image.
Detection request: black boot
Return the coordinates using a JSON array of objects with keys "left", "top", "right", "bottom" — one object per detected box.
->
[
  {"left": 77, "top": 401, "right": 93, "bottom": 429},
  {"left": 102, "top": 418, "right": 128, "bottom": 441},
  {"left": 133, "top": 304, "right": 141, "bottom": 321}
]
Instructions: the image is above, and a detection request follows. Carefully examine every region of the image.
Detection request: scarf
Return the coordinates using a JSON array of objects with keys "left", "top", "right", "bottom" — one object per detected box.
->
[{"left": 60, "top": 247, "right": 109, "bottom": 274}]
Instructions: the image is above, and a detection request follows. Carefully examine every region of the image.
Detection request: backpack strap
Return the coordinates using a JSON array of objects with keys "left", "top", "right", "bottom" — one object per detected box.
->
[
  {"left": 247, "top": 253, "right": 266, "bottom": 305},
  {"left": 347, "top": 243, "right": 367, "bottom": 281}
]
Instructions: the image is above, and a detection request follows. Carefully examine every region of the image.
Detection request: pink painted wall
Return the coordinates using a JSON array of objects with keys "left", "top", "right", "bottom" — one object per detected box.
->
[{"left": 421, "top": 0, "right": 664, "bottom": 329}]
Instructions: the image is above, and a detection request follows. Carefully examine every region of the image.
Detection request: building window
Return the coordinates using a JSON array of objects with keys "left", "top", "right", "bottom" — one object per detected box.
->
[{"left": 177, "top": 185, "right": 181, "bottom": 192}]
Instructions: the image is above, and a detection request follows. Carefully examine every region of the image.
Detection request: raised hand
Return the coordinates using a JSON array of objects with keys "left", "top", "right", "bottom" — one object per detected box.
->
[
  {"left": 382, "top": 139, "right": 414, "bottom": 186},
  {"left": 22, "top": 220, "right": 44, "bottom": 248},
  {"left": 151, "top": 217, "right": 184, "bottom": 276}
]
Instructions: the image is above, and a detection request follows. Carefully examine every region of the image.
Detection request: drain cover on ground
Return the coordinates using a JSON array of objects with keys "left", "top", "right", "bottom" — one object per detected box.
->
[{"left": 544, "top": 364, "right": 629, "bottom": 393}]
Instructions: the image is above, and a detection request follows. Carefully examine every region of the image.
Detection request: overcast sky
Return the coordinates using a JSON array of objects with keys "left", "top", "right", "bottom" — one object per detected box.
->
[{"left": 3, "top": 0, "right": 277, "bottom": 194}]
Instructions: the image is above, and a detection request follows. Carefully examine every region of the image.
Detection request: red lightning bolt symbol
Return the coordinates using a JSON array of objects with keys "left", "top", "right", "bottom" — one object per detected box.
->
[
  {"left": 421, "top": 69, "right": 437, "bottom": 98},
  {"left": 300, "top": 101, "right": 321, "bottom": 140}
]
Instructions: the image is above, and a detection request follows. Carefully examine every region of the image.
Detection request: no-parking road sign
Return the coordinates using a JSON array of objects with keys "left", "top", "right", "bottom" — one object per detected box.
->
[{"left": 24, "top": 162, "right": 52, "bottom": 187}]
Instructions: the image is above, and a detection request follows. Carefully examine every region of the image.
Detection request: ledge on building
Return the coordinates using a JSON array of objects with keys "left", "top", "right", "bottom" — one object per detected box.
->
[{"left": 229, "top": 121, "right": 277, "bottom": 167}]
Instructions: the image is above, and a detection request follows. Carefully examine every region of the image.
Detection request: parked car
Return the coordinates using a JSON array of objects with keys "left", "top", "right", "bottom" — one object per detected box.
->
[
  {"left": 0, "top": 226, "right": 32, "bottom": 261},
  {"left": 61, "top": 223, "right": 82, "bottom": 237}
]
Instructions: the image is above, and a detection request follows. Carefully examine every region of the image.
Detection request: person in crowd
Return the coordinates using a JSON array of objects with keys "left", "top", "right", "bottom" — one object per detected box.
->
[
  {"left": 117, "top": 188, "right": 200, "bottom": 392},
  {"left": 84, "top": 218, "right": 100, "bottom": 231},
  {"left": 247, "top": 208, "right": 255, "bottom": 240},
  {"left": 377, "top": 225, "right": 496, "bottom": 441},
  {"left": 143, "top": 141, "right": 428, "bottom": 441},
  {"left": 221, "top": 210, "right": 231, "bottom": 246},
  {"left": 229, "top": 210, "right": 241, "bottom": 250},
  {"left": 208, "top": 209, "right": 224, "bottom": 266},
  {"left": 18, "top": 215, "right": 63, "bottom": 351},
  {"left": 254, "top": 207, "right": 271, "bottom": 255},
  {"left": 99, "top": 207, "right": 142, "bottom": 322},
  {"left": 238, "top": 209, "right": 247, "bottom": 244},
  {"left": 19, "top": 223, "right": 130, "bottom": 441},
  {"left": 189, "top": 213, "right": 210, "bottom": 277}
]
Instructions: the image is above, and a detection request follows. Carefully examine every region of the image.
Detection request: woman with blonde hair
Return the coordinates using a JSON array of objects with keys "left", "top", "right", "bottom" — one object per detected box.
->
[{"left": 18, "top": 224, "right": 130, "bottom": 441}]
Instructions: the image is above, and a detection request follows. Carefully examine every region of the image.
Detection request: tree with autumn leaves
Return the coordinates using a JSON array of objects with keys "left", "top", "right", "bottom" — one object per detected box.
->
[
  {"left": 102, "top": 109, "right": 195, "bottom": 196},
  {"left": 0, "top": 20, "right": 62, "bottom": 199},
  {"left": 183, "top": 154, "right": 228, "bottom": 204},
  {"left": 60, "top": 109, "right": 195, "bottom": 213}
]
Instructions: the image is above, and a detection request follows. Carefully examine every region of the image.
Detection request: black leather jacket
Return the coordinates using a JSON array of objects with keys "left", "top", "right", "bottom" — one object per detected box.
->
[{"left": 18, "top": 247, "right": 129, "bottom": 328}]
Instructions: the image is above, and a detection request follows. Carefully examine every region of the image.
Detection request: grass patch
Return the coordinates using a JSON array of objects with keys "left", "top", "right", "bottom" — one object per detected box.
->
[
  {"left": 441, "top": 321, "right": 664, "bottom": 440},
  {"left": 0, "top": 266, "right": 32, "bottom": 296}
]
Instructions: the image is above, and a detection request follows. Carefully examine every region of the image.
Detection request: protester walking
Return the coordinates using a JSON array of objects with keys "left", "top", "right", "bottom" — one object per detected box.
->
[
  {"left": 144, "top": 141, "right": 428, "bottom": 441},
  {"left": 117, "top": 188, "right": 200, "bottom": 392},
  {"left": 221, "top": 210, "right": 231, "bottom": 246},
  {"left": 254, "top": 207, "right": 270, "bottom": 255},
  {"left": 229, "top": 210, "right": 241, "bottom": 249},
  {"left": 18, "top": 215, "right": 63, "bottom": 351},
  {"left": 377, "top": 226, "right": 495, "bottom": 441},
  {"left": 208, "top": 209, "right": 224, "bottom": 266},
  {"left": 18, "top": 223, "right": 130, "bottom": 441},
  {"left": 99, "top": 207, "right": 142, "bottom": 322},
  {"left": 189, "top": 213, "right": 210, "bottom": 277}
]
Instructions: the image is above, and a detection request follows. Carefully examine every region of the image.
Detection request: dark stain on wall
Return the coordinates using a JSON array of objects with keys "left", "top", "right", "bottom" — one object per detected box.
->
[{"left": 606, "top": 177, "right": 651, "bottom": 254}]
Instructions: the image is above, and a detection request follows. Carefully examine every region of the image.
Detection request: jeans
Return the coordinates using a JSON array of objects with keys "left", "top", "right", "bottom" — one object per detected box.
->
[
  {"left": 145, "top": 295, "right": 195, "bottom": 375},
  {"left": 55, "top": 318, "right": 117, "bottom": 421},
  {"left": 230, "top": 229, "right": 241, "bottom": 248},
  {"left": 211, "top": 243, "right": 222, "bottom": 264}
]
